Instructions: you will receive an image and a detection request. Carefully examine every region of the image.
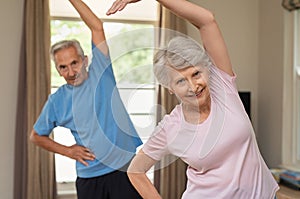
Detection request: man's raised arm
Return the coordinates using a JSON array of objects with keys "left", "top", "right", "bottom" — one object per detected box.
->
[{"left": 69, "top": 0, "right": 108, "bottom": 54}]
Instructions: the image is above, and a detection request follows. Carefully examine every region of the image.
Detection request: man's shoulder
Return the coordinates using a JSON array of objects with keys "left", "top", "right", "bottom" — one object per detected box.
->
[
  {"left": 91, "top": 46, "right": 111, "bottom": 63},
  {"left": 49, "top": 84, "right": 72, "bottom": 100}
]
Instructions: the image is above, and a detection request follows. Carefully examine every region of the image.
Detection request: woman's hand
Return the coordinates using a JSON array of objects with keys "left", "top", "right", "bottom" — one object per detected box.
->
[{"left": 106, "top": 0, "right": 140, "bottom": 15}]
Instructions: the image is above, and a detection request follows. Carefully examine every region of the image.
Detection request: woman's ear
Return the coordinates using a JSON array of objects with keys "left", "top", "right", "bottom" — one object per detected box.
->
[{"left": 168, "top": 89, "right": 174, "bottom": 95}]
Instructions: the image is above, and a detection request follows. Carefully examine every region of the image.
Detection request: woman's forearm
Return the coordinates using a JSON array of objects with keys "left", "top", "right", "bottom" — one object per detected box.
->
[
  {"left": 157, "top": 0, "right": 233, "bottom": 75},
  {"left": 127, "top": 150, "right": 160, "bottom": 198},
  {"left": 128, "top": 172, "right": 162, "bottom": 199},
  {"left": 157, "top": 0, "right": 215, "bottom": 29}
]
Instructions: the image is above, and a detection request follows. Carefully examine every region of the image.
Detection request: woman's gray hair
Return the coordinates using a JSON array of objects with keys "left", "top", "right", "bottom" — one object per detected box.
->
[
  {"left": 153, "top": 36, "right": 211, "bottom": 88},
  {"left": 50, "top": 39, "right": 85, "bottom": 65}
]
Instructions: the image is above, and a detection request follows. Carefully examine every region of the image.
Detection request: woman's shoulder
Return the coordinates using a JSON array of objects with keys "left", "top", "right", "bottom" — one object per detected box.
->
[
  {"left": 209, "top": 64, "right": 238, "bottom": 94},
  {"left": 158, "top": 104, "right": 183, "bottom": 127}
]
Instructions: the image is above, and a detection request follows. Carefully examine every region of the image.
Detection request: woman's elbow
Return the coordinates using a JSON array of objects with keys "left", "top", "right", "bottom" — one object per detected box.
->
[
  {"left": 202, "top": 10, "right": 217, "bottom": 27},
  {"left": 127, "top": 171, "right": 145, "bottom": 185}
]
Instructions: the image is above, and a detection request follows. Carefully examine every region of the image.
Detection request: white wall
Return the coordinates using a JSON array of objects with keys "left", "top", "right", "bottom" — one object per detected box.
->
[
  {"left": 257, "top": 0, "right": 284, "bottom": 167},
  {"left": 188, "top": 0, "right": 259, "bottom": 130},
  {"left": 188, "top": 0, "right": 283, "bottom": 168},
  {"left": 0, "top": 0, "right": 24, "bottom": 198}
]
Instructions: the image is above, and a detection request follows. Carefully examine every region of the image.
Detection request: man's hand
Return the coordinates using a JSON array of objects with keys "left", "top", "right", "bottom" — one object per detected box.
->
[
  {"left": 106, "top": 0, "right": 140, "bottom": 15},
  {"left": 30, "top": 130, "right": 96, "bottom": 166},
  {"left": 66, "top": 144, "right": 96, "bottom": 166}
]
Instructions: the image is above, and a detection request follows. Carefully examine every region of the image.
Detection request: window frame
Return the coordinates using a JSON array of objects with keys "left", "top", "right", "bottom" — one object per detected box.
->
[{"left": 282, "top": 10, "right": 300, "bottom": 171}]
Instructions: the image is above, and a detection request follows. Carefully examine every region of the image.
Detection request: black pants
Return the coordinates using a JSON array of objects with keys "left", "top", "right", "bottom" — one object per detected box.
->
[{"left": 76, "top": 170, "right": 142, "bottom": 199}]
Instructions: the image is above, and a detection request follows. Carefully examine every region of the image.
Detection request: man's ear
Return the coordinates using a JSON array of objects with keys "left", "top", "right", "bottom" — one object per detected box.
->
[
  {"left": 83, "top": 55, "right": 88, "bottom": 67},
  {"left": 55, "top": 66, "right": 63, "bottom": 77},
  {"left": 168, "top": 88, "right": 174, "bottom": 95}
]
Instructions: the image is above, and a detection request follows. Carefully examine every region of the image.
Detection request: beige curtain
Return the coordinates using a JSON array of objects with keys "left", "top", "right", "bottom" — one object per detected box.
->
[
  {"left": 282, "top": 0, "right": 300, "bottom": 11},
  {"left": 14, "top": 0, "right": 55, "bottom": 198},
  {"left": 154, "top": 5, "right": 188, "bottom": 199},
  {"left": 14, "top": 12, "right": 28, "bottom": 199}
]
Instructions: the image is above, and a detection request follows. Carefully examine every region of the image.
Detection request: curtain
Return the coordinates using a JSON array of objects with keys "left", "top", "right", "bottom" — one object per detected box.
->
[
  {"left": 282, "top": 0, "right": 300, "bottom": 11},
  {"left": 13, "top": 10, "right": 28, "bottom": 199},
  {"left": 154, "top": 5, "right": 188, "bottom": 199},
  {"left": 13, "top": 0, "right": 56, "bottom": 198}
]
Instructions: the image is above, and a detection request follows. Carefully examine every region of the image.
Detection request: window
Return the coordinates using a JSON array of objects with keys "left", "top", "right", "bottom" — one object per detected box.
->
[
  {"left": 50, "top": 0, "right": 158, "bottom": 196},
  {"left": 294, "top": 10, "right": 300, "bottom": 165},
  {"left": 282, "top": 10, "right": 300, "bottom": 171}
]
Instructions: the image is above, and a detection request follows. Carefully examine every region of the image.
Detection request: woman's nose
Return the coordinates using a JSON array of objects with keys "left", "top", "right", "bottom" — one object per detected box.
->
[{"left": 188, "top": 80, "right": 198, "bottom": 92}]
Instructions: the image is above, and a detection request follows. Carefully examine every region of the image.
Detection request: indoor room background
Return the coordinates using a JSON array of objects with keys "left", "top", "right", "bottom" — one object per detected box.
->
[{"left": 0, "top": 0, "right": 293, "bottom": 198}]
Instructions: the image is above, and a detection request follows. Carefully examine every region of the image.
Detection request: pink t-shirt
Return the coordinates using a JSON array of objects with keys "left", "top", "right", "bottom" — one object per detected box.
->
[{"left": 143, "top": 65, "right": 279, "bottom": 199}]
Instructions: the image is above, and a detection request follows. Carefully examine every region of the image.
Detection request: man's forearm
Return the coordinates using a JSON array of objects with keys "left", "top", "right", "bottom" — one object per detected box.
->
[
  {"left": 30, "top": 130, "right": 96, "bottom": 166},
  {"left": 69, "top": 0, "right": 103, "bottom": 32},
  {"left": 30, "top": 130, "right": 70, "bottom": 157},
  {"left": 68, "top": 0, "right": 108, "bottom": 54}
]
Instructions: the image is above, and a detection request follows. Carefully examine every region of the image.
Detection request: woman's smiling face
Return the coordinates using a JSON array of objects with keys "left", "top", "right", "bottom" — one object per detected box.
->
[{"left": 168, "top": 65, "right": 210, "bottom": 109}]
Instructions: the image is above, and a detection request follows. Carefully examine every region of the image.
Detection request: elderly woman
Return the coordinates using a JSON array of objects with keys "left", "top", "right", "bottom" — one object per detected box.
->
[{"left": 107, "top": 0, "right": 279, "bottom": 198}]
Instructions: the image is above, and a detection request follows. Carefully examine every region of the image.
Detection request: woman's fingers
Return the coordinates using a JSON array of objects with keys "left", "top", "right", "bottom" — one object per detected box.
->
[{"left": 106, "top": 0, "right": 128, "bottom": 15}]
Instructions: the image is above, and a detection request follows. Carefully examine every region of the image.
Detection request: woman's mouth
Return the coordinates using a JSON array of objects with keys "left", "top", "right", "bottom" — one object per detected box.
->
[{"left": 194, "top": 87, "right": 205, "bottom": 97}]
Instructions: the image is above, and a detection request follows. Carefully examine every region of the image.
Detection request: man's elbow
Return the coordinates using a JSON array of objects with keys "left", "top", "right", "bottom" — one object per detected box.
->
[{"left": 29, "top": 130, "right": 39, "bottom": 144}]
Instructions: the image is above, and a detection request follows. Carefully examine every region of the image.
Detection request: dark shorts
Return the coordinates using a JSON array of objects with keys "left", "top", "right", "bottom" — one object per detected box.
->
[{"left": 76, "top": 170, "right": 142, "bottom": 199}]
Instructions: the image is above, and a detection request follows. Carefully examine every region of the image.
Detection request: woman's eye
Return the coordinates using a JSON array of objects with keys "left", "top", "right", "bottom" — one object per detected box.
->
[
  {"left": 195, "top": 71, "right": 200, "bottom": 75},
  {"left": 176, "top": 79, "right": 185, "bottom": 85},
  {"left": 193, "top": 71, "right": 201, "bottom": 78}
]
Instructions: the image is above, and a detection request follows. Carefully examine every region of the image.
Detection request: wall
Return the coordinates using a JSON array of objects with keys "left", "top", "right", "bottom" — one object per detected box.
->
[
  {"left": 258, "top": 0, "right": 284, "bottom": 167},
  {"left": 0, "top": 0, "right": 24, "bottom": 198},
  {"left": 188, "top": 0, "right": 283, "bottom": 168},
  {"left": 188, "top": 0, "right": 259, "bottom": 130}
]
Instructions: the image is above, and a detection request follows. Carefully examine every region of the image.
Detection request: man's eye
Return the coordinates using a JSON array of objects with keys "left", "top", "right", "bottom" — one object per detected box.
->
[{"left": 71, "top": 61, "right": 79, "bottom": 66}]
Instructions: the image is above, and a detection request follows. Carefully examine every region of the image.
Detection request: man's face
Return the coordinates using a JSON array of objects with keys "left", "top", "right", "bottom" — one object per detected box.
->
[{"left": 54, "top": 46, "right": 88, "bottom": 86}]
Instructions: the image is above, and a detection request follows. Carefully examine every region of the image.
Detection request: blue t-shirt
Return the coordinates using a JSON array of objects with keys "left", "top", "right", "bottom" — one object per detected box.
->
[{"left": 34, "top": 44, "right": 142, "bottom": 178}]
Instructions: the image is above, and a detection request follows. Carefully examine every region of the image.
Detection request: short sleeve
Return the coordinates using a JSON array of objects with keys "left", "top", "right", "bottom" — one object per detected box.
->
[
  {"left": 88, "top": 43, "right": 112, "bottom": 78},
  {"left": 142, "top": 120, "right": 170, "bottom": 161},
  {"left": 209, "top": 64, "right": 238, "bottom": 94},
  {"left": 33, "top": 97, "right": 57, "bottom": 136}
]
